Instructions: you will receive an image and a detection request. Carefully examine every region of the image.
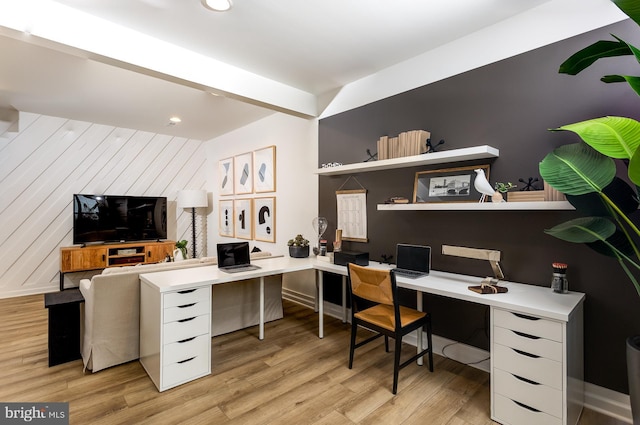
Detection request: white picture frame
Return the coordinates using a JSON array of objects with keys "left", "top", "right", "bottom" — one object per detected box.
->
[
  {"left": 219, "top": 157, "right": 234, "bottom": 195},
  {"left": 219, "top": 200, "right": 234, "bottom": 237},
  {"left": 234, "top": 152, "right": 253, "bottom": 194},
  {"left": 234, "top": 198, "right": 253, "bottom": 240},
  {"left": 253, "top": 146, "right": 276, "bottom": 193},
  {"left": 253, "top": 197, "right": 275, "bottom": 243}
]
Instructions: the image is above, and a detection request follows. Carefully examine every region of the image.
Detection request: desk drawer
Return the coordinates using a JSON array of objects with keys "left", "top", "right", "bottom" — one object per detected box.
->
[
  {"left": 163, "top": 314, "right": 210, "bottom": 344},
  {"left": 164, "top": 300, "right": 210, "bottom": 323},
  {"left": 163, "top": 333, "right": 210, "bottom": 366},
  {"left": 162, "top": 352, "right": 210, "bottom": 389},
  {"left": 164, "top": 287, "right": 209, "bottom": 308},
  {"left": 494, "top": 368, "right": 562, "bottom": 418},
  {"left": 494, "top": 309, "right": 562, "bottom": 342},
  {"left": 494, "top": 393, "right": 561, "bottom": 425},
  {"left": 493, "top": 326, "right": 563, "bottom": 362},
  {"left": 493, "top": 343, "right": 562, "bottom": 390}
]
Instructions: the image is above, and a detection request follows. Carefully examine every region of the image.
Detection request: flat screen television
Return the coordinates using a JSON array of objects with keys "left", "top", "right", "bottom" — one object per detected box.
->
[{"left": 73, "top": 194, "right": 167, "bottom": 245}]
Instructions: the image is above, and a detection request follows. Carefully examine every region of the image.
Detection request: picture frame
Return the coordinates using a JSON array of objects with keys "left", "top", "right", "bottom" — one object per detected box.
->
[
  {"left": 234, "top": 152, "right": 253, "bottom": 194},
  {"left": 413, "top": 164, "right": 490, "bottom": 203},
  {"left": 253, "top": 146, "right": 276, "bottom": 193},
  {"left": 219, "top": 200, "right": 234, "bottom": 237},
  {"left": 253, "top": 197, "right": 275, "bottom": 243},
  {"left": 233, "top": 198, "right": 253, "bottom": 240},
  {"left": 219, "top": 157, "right": 234, "bottom": 195}
]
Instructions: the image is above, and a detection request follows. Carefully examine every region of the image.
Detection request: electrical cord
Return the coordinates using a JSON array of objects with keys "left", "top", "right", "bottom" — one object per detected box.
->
[{"left": 438, "top": 305, "right": 490, "bottom": 366}]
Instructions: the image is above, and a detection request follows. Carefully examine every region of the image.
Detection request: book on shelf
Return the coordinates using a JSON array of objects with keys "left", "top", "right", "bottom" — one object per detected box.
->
[{"left": 377, "top": 130, "right": 431, "bottom": 160}]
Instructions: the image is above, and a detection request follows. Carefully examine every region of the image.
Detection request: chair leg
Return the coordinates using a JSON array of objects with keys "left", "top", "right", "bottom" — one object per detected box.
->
[
  {"left": 348, "top": 320, "right": 357, "bottom": 369},
  {"left": 426, "top": 316, "right": 434, "bottom": 372},
  {"left": 392, "top": 336, "right": 402, "bottom": 394},
  {"left": 384, "top": 335, "right": 389, "bottom": 352}
]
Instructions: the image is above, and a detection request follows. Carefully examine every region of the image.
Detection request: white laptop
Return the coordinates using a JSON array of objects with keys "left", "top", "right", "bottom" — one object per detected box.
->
[{"left": 393, "top": 244, "right": 431, "bottom": 279}]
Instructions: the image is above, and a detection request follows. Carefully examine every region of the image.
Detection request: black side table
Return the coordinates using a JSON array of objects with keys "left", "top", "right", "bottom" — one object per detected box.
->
[{"left": 44, "top": 289, "right": 85, "bottom": 367}]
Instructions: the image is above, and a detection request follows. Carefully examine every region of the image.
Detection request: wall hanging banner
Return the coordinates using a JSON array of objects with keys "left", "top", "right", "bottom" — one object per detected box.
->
[{"left": 336, "top": 178, "right": 368, "bottom": 242}]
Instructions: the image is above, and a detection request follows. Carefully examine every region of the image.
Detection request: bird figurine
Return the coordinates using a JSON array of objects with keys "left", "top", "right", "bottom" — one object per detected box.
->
[{"left": 473, "top": 168, "right": 500, "bottom": 203}]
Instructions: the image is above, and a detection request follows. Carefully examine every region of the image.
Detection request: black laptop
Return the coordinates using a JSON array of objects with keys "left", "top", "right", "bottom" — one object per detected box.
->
[
  {"left": 393, "top": 244, "right": 431, "bottom": 279},
  {"left": 217, "top": 242, "right": 261, "bottom": 273}
]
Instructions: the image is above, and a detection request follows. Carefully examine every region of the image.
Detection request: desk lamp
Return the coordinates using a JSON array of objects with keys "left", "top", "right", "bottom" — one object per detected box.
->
[
  {"left": 442, "top": 245, "right": 504, "bottom": 281},
  {"left": 178, "top": 189, "right": 208, "bottom": 258}
]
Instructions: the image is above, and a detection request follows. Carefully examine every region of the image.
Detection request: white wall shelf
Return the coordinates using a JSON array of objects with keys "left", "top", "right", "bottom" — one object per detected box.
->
[
  {"left": 377, "top": 201, "right": 574, "bottom": 211},
  {"left": 316, "top": 145, "right": 499, "bottom": 176}
]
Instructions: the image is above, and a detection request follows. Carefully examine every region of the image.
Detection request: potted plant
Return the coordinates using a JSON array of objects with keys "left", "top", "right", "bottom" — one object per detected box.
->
[
  {"left": 287, "top": 234, "right": 310, "bottom": 258},
  {"left": 174, "top": 240, "right": 188, "bottom": 261},
  {"left": 494, "top": 182, "right": 517, "bottom": 202},
  {"left": 538, "top": 0, "right": 640, "bottom": 420}
]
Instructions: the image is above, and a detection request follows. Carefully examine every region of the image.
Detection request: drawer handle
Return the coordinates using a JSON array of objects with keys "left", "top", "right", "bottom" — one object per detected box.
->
[
  {"left": 178, "top": 317, "right": 196, "bottom": 323},
  {"left": 512, "top": 373, "right": 540, "bottom": 386},
  {"left": 177, "top": 289, "right": 197, "bottom": 294},
  {"left": 512, "top": 348, "right": 540, "bottom": 358},
  {"left": 513, "top": 400, "right": 541, "bottom": 413},
  {"left": 178, "top": 336, "right": 196, "bottom": 343},
  {"left": 177, "top": 357, "right": 196, "bottom": 364},
  {"left": 178, "top": 303, "right": 196, "bottom": 309},
  {"left": 512, "top": 330, "right": 540, "bottom": 340},
  {"left": 512, "top": 312, "right": 539, "bottom": 321}
]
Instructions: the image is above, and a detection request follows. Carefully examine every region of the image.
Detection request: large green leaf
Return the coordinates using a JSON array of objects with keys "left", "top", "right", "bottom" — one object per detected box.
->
[
  {"left": 558, "top": 40, "right": 631, "bottom": 75},
  {"left": 630, "top": 145, "right": 640, "bottom": 186},
  {"left": 544, "top": 217, "right": 616, "bottom": 243},
  {"left": 553, "top": 116, "right": 640, "bottom": 159},
  {"left": 566, "top": 177, "right": 639, "bottom": 216},
  {"left": 601, "top": 75, "right": 640, "bottom": 97},
  {"left": 614, "top": 0, "right": 640, "bottom": 28},
  {"left": 587, "top": 229, "right": 636, "bottom": 258},
  {"left": 539, "top": 143, "right": 615, "bottom": 195}
]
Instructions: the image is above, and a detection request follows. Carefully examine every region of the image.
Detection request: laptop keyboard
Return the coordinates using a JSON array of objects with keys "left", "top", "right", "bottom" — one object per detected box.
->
[
  {"left": 393, "top": 268, "right": 427, "bottom": 279},
  {"left": 220, "top": 264, "right": 261, "bottom": 273}
]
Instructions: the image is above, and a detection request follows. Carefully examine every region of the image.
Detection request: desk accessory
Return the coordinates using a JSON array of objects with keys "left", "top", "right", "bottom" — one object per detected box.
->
[
  {"left": 442, "top": 245, "right": 508, "bottom": 294},
  {"left": 552, "top": 262, "right": 569, "bottom": 293},
  {"left": 334, "top": 251, "right": 369, "bottom": 266}
]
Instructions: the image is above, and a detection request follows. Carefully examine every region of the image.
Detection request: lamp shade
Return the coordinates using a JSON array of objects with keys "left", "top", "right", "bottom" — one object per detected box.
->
[{"left": 178, "top": 190, "right": 208, "bottom": 209}]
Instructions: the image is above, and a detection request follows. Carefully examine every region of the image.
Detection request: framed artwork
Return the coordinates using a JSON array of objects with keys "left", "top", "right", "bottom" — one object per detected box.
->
[
  {"left": 253, "top": 197, "right": 275, "bottom": 243},
  {"left": 219, "top": 157, "right": 234, "bottom": 195},
  {"left": 234, "top": 198, "right": 253, "bottom": 240},
  {"left": 219, "top": 200, "right": 234, "bottom": 237},
  {"left": 253, "top": 146, "right": 276, "bottom": 193},
  {"left": 413, "top": 164, "right": 490, "bottom": 203},
  {"left": 234, "top": 152, "right": 253, "bottom": 194}
]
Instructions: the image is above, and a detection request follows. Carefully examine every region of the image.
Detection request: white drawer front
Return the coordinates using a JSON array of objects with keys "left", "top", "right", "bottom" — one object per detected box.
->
[
  {"left": 162, "top": 353, "right": 210, "bottom": 390},
  {"left": 164, "top": 300, "right": 210, "bottom": 323},
  {"left": 493, "top": 326, "right": 563, "bottom": 362},
  {"left": 494, "top": 343, "right": 562, "bottom": 390},
  {"left": 163, "top": 314, "right": 210, "bottom": 344},
  {"left": 494, "top": 309, "right": 563, "bottom": 342},
  {"left": 493, "top": 393, "right": 562, "bottom": 425},
  {"left": 493, "top": 368, "right": 563, "bottom": 418},
  {"left": 163, "top": 333, "right": 210, "bottom": 366},
  {"left": 163, "top": 287, "right": 210, "bottom": 308}
]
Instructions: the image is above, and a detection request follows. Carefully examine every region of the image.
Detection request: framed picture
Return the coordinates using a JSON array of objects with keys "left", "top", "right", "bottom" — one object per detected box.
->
[
  {"left": 234, "top": 152, "right": 253, "bottom": 194},
  {"left": 413, "top": 165, "right": 491, "bottom": 203},
  {"left": 253, "top": 197, "right": 275, "bottom": 243},
  {"left": 253, "top": 146, "right": 276, "bottom": 193},
  {"left": 219, "top": 157, "right": 234, "bottom": 195},
  {"left": 234, "top": 198, "right": 253, "bottom": 240},
  {"left": 219, "top": 200, "right": 234, "bottom": 237}
]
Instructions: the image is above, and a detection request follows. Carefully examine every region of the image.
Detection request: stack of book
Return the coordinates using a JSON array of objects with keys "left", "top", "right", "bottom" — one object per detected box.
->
[{"left": 377, "top": 130, "right": 431, "bottom": 160}]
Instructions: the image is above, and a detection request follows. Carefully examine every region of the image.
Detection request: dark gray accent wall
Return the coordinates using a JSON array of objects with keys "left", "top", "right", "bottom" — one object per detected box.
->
[{"left": 318, "top": 20, "right": 640, "bottom": 394}]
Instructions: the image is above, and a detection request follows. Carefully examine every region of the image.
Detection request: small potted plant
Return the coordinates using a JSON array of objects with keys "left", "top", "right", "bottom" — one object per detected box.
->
[
  {"left": 287, "top": 234, "right": 310, "bottom": 258},
  {"left": 174, "top": 240, "right": 188, "bottom": 261},
  {"left": 494, "top": 182, "right": 517, "bottom": 202}
]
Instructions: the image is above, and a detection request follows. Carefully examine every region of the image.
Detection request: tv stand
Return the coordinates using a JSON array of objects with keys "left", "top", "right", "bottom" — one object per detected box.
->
[{"left": 59, "top": 240, "right": 175, "bottom": 291}]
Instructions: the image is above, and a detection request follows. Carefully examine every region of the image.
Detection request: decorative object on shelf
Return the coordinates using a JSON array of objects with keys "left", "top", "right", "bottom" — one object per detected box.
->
[
  {"left": 321, "top": 162, "right": 343, "bottom": 168},
  {"left": 518, "top": 176, "right": 541, "bottom": 191},
  {"left": 413, "top": 165, "right": 491, "bottom": 204},
  {"left": 219, "top": 157, "right": 234, "bottom": 195},
  {"left": 234, "top": 152, "right": 253, "bottom": 194},
  {"left": 364, "top": 149, "right": 377, "bottom": 162},
  {"left": 219, "top": 200, "right": 234, "bottom": 237},
  {"left": 177, "top": 189, "right": 208, "bottom": 258},
  {"left": 233, "top": 199, "right": 253, "bottom": 240},
  {"left": 507, "top": 190, "right": 546, "bottom": 203},
  {"left": 253, "top": 197, "right": 275, "bottom": 243},
  {"left": 541, "top": 2, "right": 640, "bottom": 418},
  {"left": 287, "top": 234, "right": 310, "bottom": 258},
  {"left": 384, "top": 196, "right": 409, "bottom": 204},
  {"left": 551, "top": 262, "right": 569, "bottom": 293},
  {"left": 474, "top": 168, "right": 500, "bottom": 203},
  {"left": 311, "top": 216, "right": 328, "bottom": 255},
  {"left": 336, "top": 176, "right": 368, "bottom": 242},
  {"left": 253, "top": 146, "right": 276, "bottom": 193},
  {"left": 174, "top": 240, "right": 188, "bottom": 261},
  {"left": 543, "top": 181, "right": 567, "bottom": 201},
  {"left": 377, "top": 130, "right": 430, "bottom": 160},
  {"left": 426, "top": 138, "right": 445, "bottom": 153}
]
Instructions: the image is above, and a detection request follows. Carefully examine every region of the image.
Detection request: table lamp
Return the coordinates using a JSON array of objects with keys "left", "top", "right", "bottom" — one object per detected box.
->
[{"left": 177, "top": 189, "right": 208, "bottom": 258}]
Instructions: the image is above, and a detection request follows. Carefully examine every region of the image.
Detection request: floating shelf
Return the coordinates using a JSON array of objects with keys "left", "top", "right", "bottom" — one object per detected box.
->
[
  {"left": 377, "top": 201, "right": 574, "bottom": 211},
  {"left": 316, "top": 145, "right": 499, "bottom": 176}
]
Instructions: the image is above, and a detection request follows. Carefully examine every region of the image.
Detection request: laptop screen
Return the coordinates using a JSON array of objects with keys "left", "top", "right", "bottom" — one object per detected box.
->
[
  {"left": 217, "top": 242, "right": 251, "bottom": 267},
  {"left": 396, "top": 244, "right": 431, "bottom": 273}
]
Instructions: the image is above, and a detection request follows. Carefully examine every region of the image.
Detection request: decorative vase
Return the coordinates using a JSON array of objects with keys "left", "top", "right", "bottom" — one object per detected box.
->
[
  {"left": 173, "top": 248, "right": 186, "bottom": 261},
  {"left": 627, "top": 335, "right": 640, "bottom": 423},
  {"left": 289, "top": 245, "right": 309, "bottom": 258}
]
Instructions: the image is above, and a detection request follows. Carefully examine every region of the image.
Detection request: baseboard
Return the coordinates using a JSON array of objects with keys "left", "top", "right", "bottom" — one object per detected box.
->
[{"left": 281, "top": 291, "right": 633, "bottom": 422}]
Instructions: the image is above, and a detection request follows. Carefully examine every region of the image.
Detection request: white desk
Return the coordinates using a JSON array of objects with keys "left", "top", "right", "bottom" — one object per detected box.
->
[{"left": 140, "top": 257, "right": 584, "bottom": 425}]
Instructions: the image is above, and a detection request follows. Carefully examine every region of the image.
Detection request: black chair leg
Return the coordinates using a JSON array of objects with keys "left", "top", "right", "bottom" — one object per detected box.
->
[
  {"left": 426, "top": 316, "right": 434, "bottom": 372},
  {"left": 348, "top": 320, "right": 358, "bottom": 369},
  {"left": 392, "top": 336, "right": 402, "bottom": 394},
  {"left": 384, "top": 335, "right": 389, "bottom": 352}
]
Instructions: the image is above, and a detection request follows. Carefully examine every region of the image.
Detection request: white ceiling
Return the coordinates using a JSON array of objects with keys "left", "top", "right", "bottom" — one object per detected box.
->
[{"left": 0, "top": 0, "right": 621, "bottom": 140}]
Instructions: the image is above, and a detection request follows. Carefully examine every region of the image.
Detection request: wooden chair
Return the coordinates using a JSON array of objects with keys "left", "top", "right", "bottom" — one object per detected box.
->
[{"left": 347, "top": 263, "right": 433, "bottom": 394}]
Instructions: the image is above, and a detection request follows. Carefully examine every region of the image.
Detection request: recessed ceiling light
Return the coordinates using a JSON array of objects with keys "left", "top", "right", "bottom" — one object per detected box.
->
[
  {"left": 169, "top": 116, "right": 182, "bottom": 125},
  {"left": 201, "top": 0, "right": 232, "bottom": 12}
]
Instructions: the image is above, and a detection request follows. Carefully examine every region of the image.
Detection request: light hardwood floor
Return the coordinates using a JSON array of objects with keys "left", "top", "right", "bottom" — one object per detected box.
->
[{"left": 0, "top": 294, "right": 626, "bottom": 424}]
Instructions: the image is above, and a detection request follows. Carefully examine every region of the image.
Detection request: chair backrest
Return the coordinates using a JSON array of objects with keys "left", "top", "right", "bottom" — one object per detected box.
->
[{"left": 348, "top": 263, "right": 396, "bottom": 306}]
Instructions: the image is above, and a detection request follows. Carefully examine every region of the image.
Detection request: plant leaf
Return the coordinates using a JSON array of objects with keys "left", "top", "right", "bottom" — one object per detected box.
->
[
  {"left": 630, "top": 146, "right": 640, "bottom": 187},
  {"left": 544, "top": 217, "right": 616, "bottom": 243},
  {"left": 566, "top": 177, "right": 639, "bottom": 216},
  {"left": 587, "top": 229, "right": 636, "bottom": 258},
  {"left": 559, "top": 40, "right": 631, "bottom": 75},
  {"left": 539, "top": 143, "right": 615, "bottom": 195},
  {"left": 614, "top": 0, "right": 640, "bottom": 28},
  {"left": 553, "top": 116, "right": 640, "bottom": 159}
]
